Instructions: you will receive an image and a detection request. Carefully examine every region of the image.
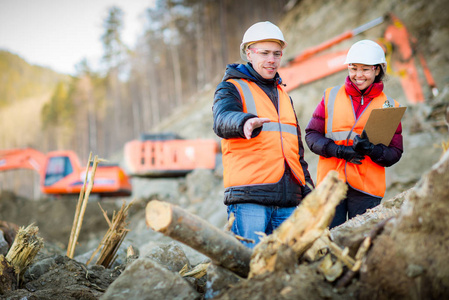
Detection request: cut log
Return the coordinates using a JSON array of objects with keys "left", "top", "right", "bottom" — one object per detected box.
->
[
  {"left": 146, "top": 200, "right": 252, "bottom": 278},
  {"left": 249, "top": 170, "right": 346, "bottom": 278}
]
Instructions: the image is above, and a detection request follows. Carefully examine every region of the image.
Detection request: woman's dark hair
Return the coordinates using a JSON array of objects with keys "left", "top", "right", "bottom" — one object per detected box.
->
[{"left": 374, "top": 64, "right": 387, "bottom": 82}]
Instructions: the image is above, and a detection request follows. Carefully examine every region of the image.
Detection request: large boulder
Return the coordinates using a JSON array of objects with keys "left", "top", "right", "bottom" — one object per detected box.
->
[{"left": 100, "top": 257, "right": 199, "bottom": 300}]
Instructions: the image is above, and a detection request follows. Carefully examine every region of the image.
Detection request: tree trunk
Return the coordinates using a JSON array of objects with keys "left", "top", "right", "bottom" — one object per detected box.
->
[
  {"left": 145, "top": 200, "right": 252, "bottom": 278},
  {"left": 249, "top": 170, "right": 347, "bottom": 278}
]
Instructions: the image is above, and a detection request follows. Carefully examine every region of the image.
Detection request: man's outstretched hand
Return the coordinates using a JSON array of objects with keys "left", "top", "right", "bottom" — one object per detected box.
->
[{"left": 244, "top": 117, "right": 271, "bottom": 139}]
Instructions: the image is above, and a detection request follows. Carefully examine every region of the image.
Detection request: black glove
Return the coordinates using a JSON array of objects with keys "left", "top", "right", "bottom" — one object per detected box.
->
[
  {"left": 353, "top": 130, "right": 374, "bottom": 155},
  {"left": 336, "top": 145, "right": 365, "bottom": 165}
]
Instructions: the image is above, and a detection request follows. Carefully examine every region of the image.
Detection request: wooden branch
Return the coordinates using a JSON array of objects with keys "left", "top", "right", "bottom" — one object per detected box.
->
[
  {"left": 224, "top": 212, "right": 255, "bottom": 244},
  {"left": 67, "top": 152, "right": 94, "bottom": 258},
  {"left": 180, "top": 262, "right": 210, "bottom": 279},
  {"left": 249, "top": 171, "right": 346, "bottom": 278},
  {"left": 327, "top": 239, "right": 355, "bottom": 269},
  {"left": 335, "top": 218, "right": 389, "bottom": 288},
  {"left": 146, "top": 200, "right": 252, "bottom": 278},
  {"left": 72, "top": 155, "right": 99, "bottom": 254}
]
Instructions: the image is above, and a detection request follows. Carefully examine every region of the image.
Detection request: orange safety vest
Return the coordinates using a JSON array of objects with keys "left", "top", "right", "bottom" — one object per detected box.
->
[
  {"left": 222, "top": 78, "right": 306, "bottom": 188},
  {"left": 317, "top": 85, "right": 400, "bottom": 198}
]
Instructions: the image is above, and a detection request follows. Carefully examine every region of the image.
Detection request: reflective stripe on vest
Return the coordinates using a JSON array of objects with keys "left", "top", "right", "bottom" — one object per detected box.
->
[
  {"left": 324, "top": 86, "right": 397, "bottom": 142},
  {"left": 221, "top": 78, "right": 306, "bottom": 188},
  {"left": 317, "top": 85, "right": 400, "bottom": 198}
]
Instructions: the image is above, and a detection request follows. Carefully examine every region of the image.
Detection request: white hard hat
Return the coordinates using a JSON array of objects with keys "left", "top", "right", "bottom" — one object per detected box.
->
[
  {"left": 344, "top": 39, "right": 387, "bottom": 69},
  {"left": 240, "top": 21, "right": 287, "bottom": 62}
]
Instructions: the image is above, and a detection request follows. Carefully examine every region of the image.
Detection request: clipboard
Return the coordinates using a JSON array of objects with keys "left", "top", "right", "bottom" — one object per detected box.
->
[{"left": 363, "top": 107, "right": 406, "bottom": 146}]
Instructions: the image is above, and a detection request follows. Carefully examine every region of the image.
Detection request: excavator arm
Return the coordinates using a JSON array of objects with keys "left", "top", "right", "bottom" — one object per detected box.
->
[
  {"left": 0, "top": 148, "right": 47, "bottom": 175},
  {"left": 278, "top": 14, "right": 437, "bottom": 103}
]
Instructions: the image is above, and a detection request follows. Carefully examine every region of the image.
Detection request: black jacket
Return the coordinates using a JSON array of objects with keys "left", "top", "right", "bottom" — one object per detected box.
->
[{"left": 213, "top": 63, "right": 314, "bottom": 207}]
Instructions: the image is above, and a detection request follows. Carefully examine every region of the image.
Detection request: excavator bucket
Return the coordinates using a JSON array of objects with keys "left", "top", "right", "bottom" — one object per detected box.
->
[{"left": 0, "top": 148, "right": 47, "bottom": 173}]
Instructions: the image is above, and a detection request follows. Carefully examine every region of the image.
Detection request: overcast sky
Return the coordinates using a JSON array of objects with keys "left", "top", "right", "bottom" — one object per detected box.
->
[{"left": 0, "top": 0, "right": 154, "bottom": 75}]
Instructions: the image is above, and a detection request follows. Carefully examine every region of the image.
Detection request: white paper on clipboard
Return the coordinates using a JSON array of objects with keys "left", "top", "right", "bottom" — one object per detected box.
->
[{"left": 363, "top": 107, "right": 406, "bottom": 146}]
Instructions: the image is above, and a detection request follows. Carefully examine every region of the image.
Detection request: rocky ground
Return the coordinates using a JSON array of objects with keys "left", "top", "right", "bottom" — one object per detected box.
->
[{"left": 1, "top": 0, "right": 449, "bottom": 299}]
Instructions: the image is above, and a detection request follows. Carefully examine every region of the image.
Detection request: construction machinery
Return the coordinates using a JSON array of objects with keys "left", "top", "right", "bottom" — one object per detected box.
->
[
  {"left": 278, "top": 13, "right": 438, "bottom": 103},
  {"left": 124, "top": 133, "right": 219, "bottom": 177},
  {"left": 0, "top": 148, "right": 132, "bottom": 197}
]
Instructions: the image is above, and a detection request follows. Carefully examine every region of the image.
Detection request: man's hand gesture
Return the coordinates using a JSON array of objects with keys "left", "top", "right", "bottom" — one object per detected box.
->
[{"left": 244, "top": 117, "right": 271, "bottom": 139}]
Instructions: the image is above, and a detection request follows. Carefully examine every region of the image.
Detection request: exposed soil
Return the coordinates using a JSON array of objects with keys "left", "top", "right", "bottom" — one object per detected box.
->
[{"left": 0, "top": 192, "right": 120, "bottom": 256}]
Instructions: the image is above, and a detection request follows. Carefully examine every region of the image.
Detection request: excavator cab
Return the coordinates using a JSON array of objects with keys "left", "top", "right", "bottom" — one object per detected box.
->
[
  {"left": 44, "top": 156, "right": 74, "bottom": 186},
  {"left": 41, "top": 151, "right": 132, "bottom": 197}
]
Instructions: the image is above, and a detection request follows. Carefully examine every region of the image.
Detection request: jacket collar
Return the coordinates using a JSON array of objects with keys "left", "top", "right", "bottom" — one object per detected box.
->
[
  {"left": 344, "top": 76, "right": 383, "bottom": 102},
  {"left": 223, "top": 63, "right": 282, "bottom": 86}
]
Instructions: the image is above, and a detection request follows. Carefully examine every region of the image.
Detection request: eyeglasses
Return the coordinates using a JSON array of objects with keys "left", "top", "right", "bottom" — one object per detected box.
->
[
  {"left": 249, "top": 48, "right": 283, "bottom": 59},
  {"left": 348, "top": 65, "right": 377, "bottom": 75}
]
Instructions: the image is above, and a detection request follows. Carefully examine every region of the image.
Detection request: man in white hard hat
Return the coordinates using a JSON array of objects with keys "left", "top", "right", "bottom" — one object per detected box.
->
[{"left": 212, "top": 21, "right": 314, "bottom": 248}]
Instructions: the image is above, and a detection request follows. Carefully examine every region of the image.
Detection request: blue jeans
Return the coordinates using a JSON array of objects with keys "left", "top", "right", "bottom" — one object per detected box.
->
[{"left": 227, "top": 203, "right": 297, "bottom": 249}]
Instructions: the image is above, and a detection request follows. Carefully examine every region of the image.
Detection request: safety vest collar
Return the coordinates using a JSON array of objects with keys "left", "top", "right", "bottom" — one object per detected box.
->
[
  {"left": 325, "top": 85, "right": 395, "bottom": 142},
  {"left": 230, "top": 78, "right": 298, "bottom": 136}
]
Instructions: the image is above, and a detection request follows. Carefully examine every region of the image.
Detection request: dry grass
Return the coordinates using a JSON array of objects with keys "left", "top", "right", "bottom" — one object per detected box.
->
[{"left": 86, "top": 200, "right": 133, "bottom": 268}]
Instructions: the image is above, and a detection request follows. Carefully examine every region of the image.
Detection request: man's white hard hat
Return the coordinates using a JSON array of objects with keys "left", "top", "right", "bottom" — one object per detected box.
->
[
  {"left": 240, "top": 21, "right": 287, "bottom": 62},
  {"left": 344, "top": 39, "right": 387, "bottom": 70}
]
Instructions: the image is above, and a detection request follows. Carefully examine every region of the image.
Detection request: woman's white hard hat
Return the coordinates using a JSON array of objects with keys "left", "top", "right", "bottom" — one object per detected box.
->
[
  {"left": 344, "top": 39, "right": 387, "bottom": 69},
  {"left": 240, "top": 21, "right": 287, "bottom": 62}
]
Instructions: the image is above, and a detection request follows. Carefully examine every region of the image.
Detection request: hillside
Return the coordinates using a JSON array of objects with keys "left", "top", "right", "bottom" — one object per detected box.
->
[
  {"left": 0, "top": 0, "right": 448, "bottom": 299},
  {"left": 0, "top": 50, "right": 68, "bottom": 106}
]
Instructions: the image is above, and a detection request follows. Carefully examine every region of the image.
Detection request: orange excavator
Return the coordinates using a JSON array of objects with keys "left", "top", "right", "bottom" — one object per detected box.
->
[
  {"left": 278, "top": 13, "right": 438, "bottom": 103},
  {"left": 0, "top": 148, "right": 132, "bottom": 197},
  {"left": 124, "top": 133, "right": 219, "bottom": 177}
]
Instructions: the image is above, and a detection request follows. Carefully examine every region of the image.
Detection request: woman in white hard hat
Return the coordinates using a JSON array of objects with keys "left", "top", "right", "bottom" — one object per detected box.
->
[
  {"left": 305, "top": 39, "right": 404, "bottom": 228},
  {"left": 213, "top": 21, "right": 314, "bottom": 248}
]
